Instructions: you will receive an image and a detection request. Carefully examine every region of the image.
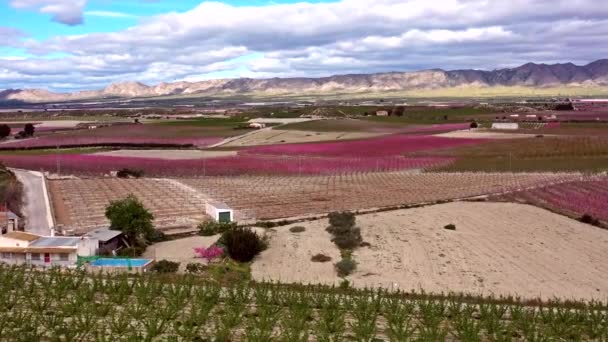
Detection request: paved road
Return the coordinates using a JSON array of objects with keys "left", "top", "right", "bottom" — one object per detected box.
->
[{"left": 12, "top": 169, "right": 52, "bottom": 236}]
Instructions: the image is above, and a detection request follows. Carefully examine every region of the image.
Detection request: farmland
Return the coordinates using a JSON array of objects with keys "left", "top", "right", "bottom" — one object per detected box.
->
[
  {"left": 0, "top": 123, "right": 230, "bottom": 149},
  {"left": 493, "top": 176, "right": 608, "bottom": 225},
  {"left": 2, "top": 103, "right": 608, "bottom": 341},
  {"left": 48, "top": 172, "right": 579, "bottom": 229},
  {"left": 0, "top": 265, "right": 606, "bottom": 341},
  {"left": 253, "top": 202, "right": 608, "bottom": 300},
  {"left": 48, "top": 178, "right": 208, "bottom": 233},
  {"left": 429, "top": 136, "right": 608, "bottom": 172}
]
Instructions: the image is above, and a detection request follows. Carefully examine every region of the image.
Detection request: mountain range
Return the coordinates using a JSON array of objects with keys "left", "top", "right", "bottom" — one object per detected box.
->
[{"left": 2, "top": 59, "right": 608, "bottom": 103}]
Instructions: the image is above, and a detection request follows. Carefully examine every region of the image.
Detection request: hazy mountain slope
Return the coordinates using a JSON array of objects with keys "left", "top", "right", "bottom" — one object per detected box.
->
[{"left": 3, "top": 60, "right": 608, "bottom": 103}]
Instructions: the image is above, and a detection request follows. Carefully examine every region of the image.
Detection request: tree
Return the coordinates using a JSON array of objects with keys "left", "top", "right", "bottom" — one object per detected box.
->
[
  {"left": 391, "top": 106, "right": 405, "bottom": 117},
  {"left": 0, "top": 125, "right": 11, "bottom": 139},
  {"left": 105, "top": 194, "right": 154, "bottom": 246},
  {"left": 23, "top": 123, "right": 35, "bottom": 137}
]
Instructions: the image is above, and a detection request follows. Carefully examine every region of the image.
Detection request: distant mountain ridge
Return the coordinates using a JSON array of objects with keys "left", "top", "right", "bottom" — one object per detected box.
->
[{"left": 3, "top": 59, "right": 608, "bottom": 103}]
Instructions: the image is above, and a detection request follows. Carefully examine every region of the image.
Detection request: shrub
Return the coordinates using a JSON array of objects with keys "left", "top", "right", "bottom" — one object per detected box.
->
[
  {"left": 185, "top": 263, "right": 206, "bottom": 274},
  {"left": 335, "top": 258, "right": 357, "bottom": 277},
  {"left": 444, "top": 224, "right": 456, "bottom": 230},
  {"left": 116, "top": 168, "right": 144, "bottom": 178},
  {"left": 117, "top": 246, "right": 145, "bottom": 257},
  {"left": 470, "top": 121, "right": 479, "bottom": 129},
  {"left": 220, "top": 227, "right": 266, "bottom": 262},
  {"left": 256, "top": 220, "right": 290, "bottom": 228},
  {"left": 24, "top": 123, "right": 35, "bottom": 137},
  {"left": 198, "top": 220, "right": 237, "bottom": 236},
  {"left": 0, "top": 124, "right": 10, "bottom": 139},
  {"left": 326, "top": 211, "right": 362, "bottom": 249},
  {"left": 151, "top": 260, "right": 180, "bottom": 273},
  {"left": 147, "top": 230, "right": 168, "bottom": 243},
  {"left": 328, "top": 211, "right": 356, "bottom": 232},
  {"left": 289, "top": 226, "right": 306, "bottom": 233},
  {"left": 311, "top": 253, "right": 332, "bottom": 262},
  {"left": 194, "top": 245, "right": 224, "bottom": 262},
  {"left": 579, "top": 214, "right": 601, "bottom": 227},
  {"left": 339, "top": 279, "right": 351, "bottom": 289}
]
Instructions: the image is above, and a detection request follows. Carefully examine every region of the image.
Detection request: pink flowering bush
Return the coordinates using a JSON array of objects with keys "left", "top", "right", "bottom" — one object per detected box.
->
[{"left": 194, "top": 246, "right": 224, "bottom": 262}]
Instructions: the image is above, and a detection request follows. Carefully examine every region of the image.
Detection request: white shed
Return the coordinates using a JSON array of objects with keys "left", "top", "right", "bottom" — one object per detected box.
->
[
  {"left": 491, "top": 122, "right": 519, "bottom": 130},
  {"left": 205, "top": 201, "right": 234, "bottom": 223}
]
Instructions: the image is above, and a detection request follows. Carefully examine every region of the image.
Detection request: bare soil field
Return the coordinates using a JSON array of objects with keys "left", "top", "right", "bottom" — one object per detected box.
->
[
  {"left": 179, "top": 172, "right": 580, "bottom": 220},
  {"left": 252, "top": 202, "right": 608, "bottom": 300},
  {"left": 92, "top": 149, "right": 237, "bottom": 159},
  {"left": 222, "top": 129, "right": 384, "bottom": 147}
]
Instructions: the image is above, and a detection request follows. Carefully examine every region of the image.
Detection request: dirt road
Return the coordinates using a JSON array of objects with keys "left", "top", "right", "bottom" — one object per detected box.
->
[{"left": 12, "top": 169, "right": 53, "bottom": 236}]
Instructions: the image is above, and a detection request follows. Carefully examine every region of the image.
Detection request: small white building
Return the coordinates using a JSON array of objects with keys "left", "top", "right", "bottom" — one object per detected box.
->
[
  {"left": 375, "top": 110, "right": 389, "bottom": 116},
  {"left": 205, "top": 201, "right": 234, "bottom": 223},
  {"left": 491, "top": 122, "right": 519, "bottom": 130},
  {"left": 248, "top": 122, "right": 266, "bottom": 129},
  {"left": 0, "top": 231, "right": 97, "bottom": 267}
]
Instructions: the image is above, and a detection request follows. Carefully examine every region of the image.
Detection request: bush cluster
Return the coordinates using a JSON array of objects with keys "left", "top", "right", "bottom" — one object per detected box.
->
[
  {"left": 151, "top": 260, "right": 180, "bottom": 273},
  {"left": 579, "top": 214, "right": 601, "bottom": 227},
  {"left": 219, "top": 227, "right": 266, "bottom": 263},
  {"left": 255, "top": 220, "right": 290, "bottom": 228},
  {"left": 289, "top": 226, "right": 306, "bottom": 233},
  {"left": 116, "top": 168, "right": 144, "bottom": 178},
  {"left": 147, "top": 230, "right": 168, "bottom": 243},
  {"left": 444, "top": 224, "right": 456, "bottom": 231},
  {"left": 311, "top": 253, "right": 332, "bottom": 262},
  {"left": 326, "top": 211, "right": 362, "bottom": 249},
  {"left": 198, "top": 221, "right": 237, "bottom": 236},
  {"left": 117, "top": 246, "right": 145, "bottom": 257},
  {"left": 185, "top": 263, "right": 206, "bottom": 274},
  {"left": 335, "top": 258, "right": 357, "bottom": 277}
]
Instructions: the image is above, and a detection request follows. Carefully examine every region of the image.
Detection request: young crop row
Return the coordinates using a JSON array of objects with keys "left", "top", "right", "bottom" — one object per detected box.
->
[
  {"left": 0, "top": 265, "right": 605, "bottom": 341},
  {"left": 0, "top": 153, "right": 453, "bottom": 176},
  {"left": 495, "top": 176, "right": 608, "bottom": 223}
]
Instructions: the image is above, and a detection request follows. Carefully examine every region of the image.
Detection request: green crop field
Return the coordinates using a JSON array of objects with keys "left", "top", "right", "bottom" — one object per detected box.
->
[
  {"left": 0, "top": 265, "right": 606, "bottom": 341},
  {"left": 427, "top": 136, "right": 608, "bottom": 173}
]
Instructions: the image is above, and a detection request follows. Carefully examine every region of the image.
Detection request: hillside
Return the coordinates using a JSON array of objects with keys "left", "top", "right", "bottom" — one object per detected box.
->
[{"left": 2, "top": 59, "right": 608, "bottom": 103}]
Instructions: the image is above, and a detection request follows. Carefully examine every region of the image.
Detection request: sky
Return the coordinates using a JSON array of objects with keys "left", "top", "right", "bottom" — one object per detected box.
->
[{"left": 1, "top": 0, "right": 608, "bottom": 92}]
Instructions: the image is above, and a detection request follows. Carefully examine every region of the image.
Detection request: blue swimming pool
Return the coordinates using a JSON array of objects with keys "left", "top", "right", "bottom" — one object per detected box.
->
[{"left": 90, "top": 258, "right": 152, "bottom": 268}]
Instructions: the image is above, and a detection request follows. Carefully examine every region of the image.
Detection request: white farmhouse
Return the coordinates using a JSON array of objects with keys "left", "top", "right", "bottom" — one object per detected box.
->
[{"left": 0, "top": 231, "right": 97, "bottom": 267}]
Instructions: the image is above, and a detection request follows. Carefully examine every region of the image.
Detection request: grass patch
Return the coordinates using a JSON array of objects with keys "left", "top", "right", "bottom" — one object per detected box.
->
[
  {"left": 429, "top": 136, "right": 608, "bottom": 172},
  {"left": 311, "top": 253, "right": 332, "bottom": 262},
  {"left": 289, "top": 226, "right": 306, "bottom": 233}
]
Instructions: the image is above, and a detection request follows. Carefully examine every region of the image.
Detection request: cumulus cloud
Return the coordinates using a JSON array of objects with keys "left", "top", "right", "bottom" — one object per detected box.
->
[
  {"left": 9, "top": 0, "right": 87, "bottom": 25},
  {"left": 84, "top": 10, "right": 137, "bottom": 19},
  {"left": 3, "top": 0, "right": 608, "bottom": 90},
  {"left": 0, "top": 27, "right": 26, "bottom": 46}
]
